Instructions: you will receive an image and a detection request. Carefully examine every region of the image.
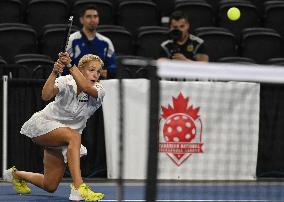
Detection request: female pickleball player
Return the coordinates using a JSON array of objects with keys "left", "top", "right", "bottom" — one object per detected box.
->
[{"left": 4, "top": 52, "right": 105, "bottom": 201}]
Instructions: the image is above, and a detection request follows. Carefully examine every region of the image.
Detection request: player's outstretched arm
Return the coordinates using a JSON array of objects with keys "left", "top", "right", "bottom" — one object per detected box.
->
[
  {"left": 41, "top": 59, "right": 63, "bottom": 101},
  {"left": 59, "top": 52, "right": 99, "bottom": 98}
]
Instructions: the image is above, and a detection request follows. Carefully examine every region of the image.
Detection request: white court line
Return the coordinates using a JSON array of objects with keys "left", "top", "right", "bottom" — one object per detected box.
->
[{"left": 101, "top": 200, "right": 276, "bottom": 202}]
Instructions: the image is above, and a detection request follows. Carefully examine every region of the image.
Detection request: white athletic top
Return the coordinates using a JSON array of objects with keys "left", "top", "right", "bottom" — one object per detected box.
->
[
  {"left": 41, "top": 75, "right": 105, "bottom": 134},
  {"left": 20, "top": 75, "right": 104, "bottom": 162}
]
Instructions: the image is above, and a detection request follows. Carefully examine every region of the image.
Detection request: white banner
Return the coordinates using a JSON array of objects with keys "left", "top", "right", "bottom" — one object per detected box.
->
[{"left": 102, "top": 79, "right": 260, "bottom": 180}]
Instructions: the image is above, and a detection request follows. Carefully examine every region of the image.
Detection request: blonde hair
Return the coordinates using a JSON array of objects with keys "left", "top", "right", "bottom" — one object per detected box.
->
[{"left": 78, "top": 54, "right": 104, "bottom": 69}]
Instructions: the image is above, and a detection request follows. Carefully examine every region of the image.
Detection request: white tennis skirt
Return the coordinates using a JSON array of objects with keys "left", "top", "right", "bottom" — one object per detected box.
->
[
  {"left": 20, "top": 111, "right": 87, "bottom": 163},
  {"left": 21, "top": 111, "right": 67, "bottom": 138}
]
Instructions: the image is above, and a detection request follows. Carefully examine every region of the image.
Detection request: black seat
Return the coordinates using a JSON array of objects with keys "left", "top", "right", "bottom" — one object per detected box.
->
[
  {"left": 0, "top": 23, "right": 37, "bottom": 63},
  {"left": 3, "top": 64, "right": 31, "bottom": 78},
  {"left": 266, "top": 57, "right": 284, "bottom": 66},
  {"left": 218, "top": 0, "right": 260, "bottom": 42},
  {"left": 241, "top": 27, "right": 284, "bottom": 64},
  {"left": 117, "top": 1, "right": 160, "bottom": 35},
  {"left": 15, "top": 53, "right": 53, "bottom": 69},
  {"left": 204, "top": 0, "right": 219, "bottom": 13},
  {"left": 264, "top": 1, "right": 284, "bottom": 38},
  {"left": 14, "top": 53, "right": 53, "bottom": 79},
  {"left": 32, "top": 64, "right": 53, "bottom": 79},
  {"left": 195, "top": 27, "right": 237, "bottom": 62},
  {"left": 0, "top": 56, "right": 7, "bottom": 76},
  {"left": 72, "top": 0, "right": 114, "bottom": 27},
  {"left": 136, "top": 26, "right": 169, "bottom": 59},
  {"left": 40, "top": 24, "right": 79, "bottom": 60},
  {"left": 218, "top": 56, "right": 256, "bottom": 64},
  {"left": 153, "top": 0, "right": 174, "bottom": 17},
  {"left": 0, "top": 56, "right": 7, "bottom": 65},
  {"left": 26, "top": 0, "right": 69, "bottom": 33},
  {"left": 248, "top": 0, "right": 265, "bottom": 14},
  {"left": 0, "top": 0, "right": 24, "bottom": 23},
  {"left": 97, "top": 25, "right": 134, "bottom": 55},
  {"left": 174, "top": 0, "right": 215, "bottom": 31},
  {"left": 14, "top": 53, "right": 54, "bottom": 78},
  {"left": 116, "top": 55, "right": 149, "bottom": 79}
]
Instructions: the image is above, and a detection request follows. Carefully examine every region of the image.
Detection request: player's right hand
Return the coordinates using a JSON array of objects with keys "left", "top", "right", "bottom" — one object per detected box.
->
[{"left": 53, "top": 59, "right": 64, "bottom": 75}]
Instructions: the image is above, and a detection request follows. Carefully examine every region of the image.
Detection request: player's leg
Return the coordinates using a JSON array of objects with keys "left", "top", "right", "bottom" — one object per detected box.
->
[
  {"left": 34, "top": 127, "right": 104, "bottom": 200},
  {"left": 42, "top": 148, "right": 66, "bottom": 192},
  {"left": 15, "top": 148, "right": 66, "bottom": 193},
  {"left": 6, "top": 127, "right": 104, "bottom": 200},
  {"left": 32, "top": 127, "right": 83, "bottom": 188},
  {"left": 4, "top": 148, "right": 65, "bottom": 193}
]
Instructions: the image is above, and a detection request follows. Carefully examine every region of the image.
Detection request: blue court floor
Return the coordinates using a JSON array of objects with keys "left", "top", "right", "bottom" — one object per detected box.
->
[{"left": 0, "top": 180, "right": 283, "bottom": 201}]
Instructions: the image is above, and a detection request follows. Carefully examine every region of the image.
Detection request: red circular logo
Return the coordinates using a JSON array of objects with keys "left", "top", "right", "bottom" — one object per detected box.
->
[{"left": 163, "top": 113, "right": 196, "bottom": 143}]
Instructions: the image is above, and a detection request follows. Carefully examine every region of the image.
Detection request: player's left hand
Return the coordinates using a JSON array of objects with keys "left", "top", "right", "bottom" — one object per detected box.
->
[
  {"left": 172, "top": 53, "right": 192, "bottom": 61},
  {"left": 58, "top": 52, "right": 72, "bottom": 65},
  {"left": 53, "top": 59, "right": 64, "bottom": 75}
]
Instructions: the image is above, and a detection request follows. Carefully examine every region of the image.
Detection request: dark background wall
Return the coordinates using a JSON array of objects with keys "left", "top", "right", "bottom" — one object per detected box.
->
[{"left": 257, "top": 83, "right": 284, "bottom": 177}]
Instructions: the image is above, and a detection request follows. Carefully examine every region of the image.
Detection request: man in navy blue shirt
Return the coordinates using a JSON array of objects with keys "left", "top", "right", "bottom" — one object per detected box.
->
[{"left": 67, "top": 5, "right": 116, "bottom": 78}]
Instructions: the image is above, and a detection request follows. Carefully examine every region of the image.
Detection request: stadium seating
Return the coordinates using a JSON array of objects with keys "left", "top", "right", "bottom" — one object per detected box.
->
[
  {"left": 266, "top": 57, "right": 284, "bottom": 66},
  {"left": 0, "top": 56, "right": 7, "bottom": 77},
  {"left": 204, "top": 0, "right": 219, "bottom": 12},
  {"left": 0, "top": 23, "right": 37, "bottom": 64},
  {"left": 174, "top": 0, "right": 215, "bottom": 32},
  {"left": 97, "top": 25, "right": 134, "bottom": 55},
  {"left": 218, "top": 0, "right": 261, "bottom": 42},
  {"left": 26, "top": 0, "right": 69, "bottom": 32},
  {"left": 0, "top": 0, "right": 24, "bottom": 23},
  {"left": 66, "top": 0, "right": 79, "bottom": 7},
  {"left": 0, "top": 0, "right": 283, "bottom": 68},
  {"left": 0, "top": 56, "right": 7, "bottom": 65},
  {"left": 14, "top": 53, "right": 53, "bottom": 79},
  {"left": 153, "top": 0, "right": 174, "bottom": 17},
  {"left": 15, "top": 53, "right": 53, "bottom": 68},
  {"left": 264, "top": 1, "right": 284, "bottom": 38},
  {"left": 117, "top": 1, "right": 160, "bottom": 35},
  {"left": 1, "top": 64, "right": 31, "bottom": 78},
  {"left": 218, "top": 56, "right": 256, "bottom": 64},
  {"left": 32, "top": 64, "right": 53, "bottom": 79},
  {"left": 136, "top": 26, "right": 169, "bottom": 59},
  {"left": 248, "top": 0, "right": 265, "bottom": 14},
  {"left": 241, "top": 27, "right": 284, "bottom": 64},
  {"left": 195, "top": 27, "right": 238, "bottom": 62},
  {"left": 13, "top": 54, "right": 53, "bottom": 78}
]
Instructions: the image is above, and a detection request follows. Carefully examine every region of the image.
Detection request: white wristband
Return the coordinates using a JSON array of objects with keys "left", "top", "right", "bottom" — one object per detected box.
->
[{"left": 66, "top": 64, "right": 72, "bottom": 69}]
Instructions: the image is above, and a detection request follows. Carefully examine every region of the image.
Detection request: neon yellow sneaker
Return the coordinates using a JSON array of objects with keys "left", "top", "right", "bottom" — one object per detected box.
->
[
  {"left": 69, "top": 183, "right": 104, "bottom": 201},
  {"left": 3, "top": 166, "right": 31, "bottom": 194}
]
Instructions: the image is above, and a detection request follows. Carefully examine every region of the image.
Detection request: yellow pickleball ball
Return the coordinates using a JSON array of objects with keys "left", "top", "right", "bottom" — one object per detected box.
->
[{"left": 227, "top": 7, "right": 241, "bottom": 21}]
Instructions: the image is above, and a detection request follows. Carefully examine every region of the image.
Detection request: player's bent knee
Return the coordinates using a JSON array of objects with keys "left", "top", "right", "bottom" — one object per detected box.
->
[
  {"left": 43, "top": 178, "right": 61, "bottom": 193},
  {"left": 43, "top": 182, "right": 59, "bottom": 193},
  {"left": 67, "top": 131, "right": 81, "bottom": 145}
]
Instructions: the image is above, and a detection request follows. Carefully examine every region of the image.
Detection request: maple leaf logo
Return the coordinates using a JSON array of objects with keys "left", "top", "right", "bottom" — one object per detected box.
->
[
  {"left": 161, "top": 92, "right": 200, "bottom": 120},
  {"left": 159, "top": 92, "right": 203, "bottom": 166}
]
